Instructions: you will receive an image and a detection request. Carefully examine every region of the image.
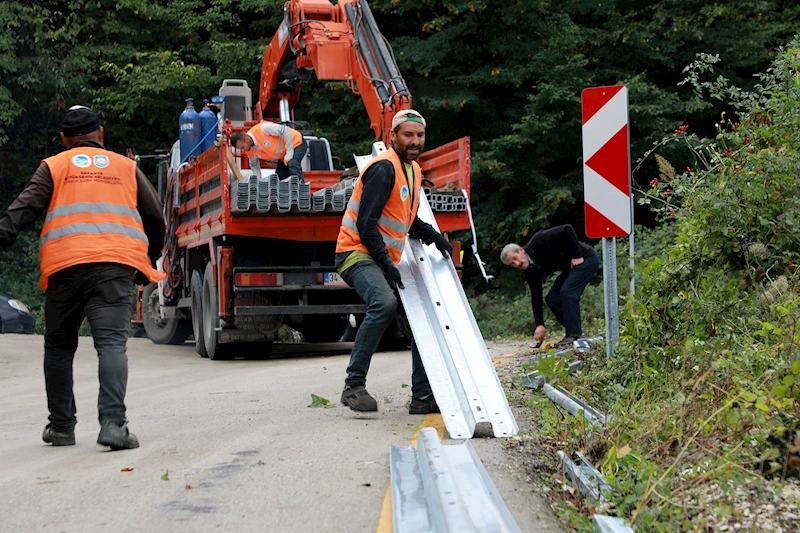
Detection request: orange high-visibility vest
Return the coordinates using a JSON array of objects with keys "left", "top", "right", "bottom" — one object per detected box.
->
[
  {"left": 39, "top": 147, "right": 165, "bottom": 290},
  {"left": 336, "top": 149, "right": 422, "bottom": 265},
  {"left": 245, "top": 123, "right": 304, "bottom": 162}
]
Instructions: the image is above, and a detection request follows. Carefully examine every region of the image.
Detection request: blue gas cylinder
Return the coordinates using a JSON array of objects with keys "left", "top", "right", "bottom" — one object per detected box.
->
[
  {"left": 199, "top": 100, "right": 217, "bottom": 155},
  {"left": 179, "top": 98, "right": 201, "bottom": 162}
]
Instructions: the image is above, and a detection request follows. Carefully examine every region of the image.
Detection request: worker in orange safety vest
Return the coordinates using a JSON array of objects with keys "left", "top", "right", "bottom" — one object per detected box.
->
[
  {"left": 335, "top": 110, "right": 453, "bottom": 414},
  {"left": 0, "top": 105, "right": 166, "bottom": 450},
  {"left": 230, "top": 121, "right": 308, "bottom": 183}
]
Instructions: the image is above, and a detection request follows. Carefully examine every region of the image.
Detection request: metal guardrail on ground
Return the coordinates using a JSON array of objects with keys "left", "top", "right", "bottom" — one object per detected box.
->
[{"left": 390, "top": 428, "right": 521, "bottom": 533}]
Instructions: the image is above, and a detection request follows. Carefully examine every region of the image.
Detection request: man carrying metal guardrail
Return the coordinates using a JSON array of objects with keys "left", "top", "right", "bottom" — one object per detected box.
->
[
  {"left": 500, "top": 224, "right": 598, "bottom": 349},
  {"left": 334, "top": 110, "right": 452, "bottom": 414}
]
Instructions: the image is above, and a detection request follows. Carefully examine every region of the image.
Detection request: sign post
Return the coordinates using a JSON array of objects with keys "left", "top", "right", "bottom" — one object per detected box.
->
[{"left": 581, "top": 86, "right": 631, "bottom": 357}]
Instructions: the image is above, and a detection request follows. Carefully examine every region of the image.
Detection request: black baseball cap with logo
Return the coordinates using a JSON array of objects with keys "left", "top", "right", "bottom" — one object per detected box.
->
[{"left": 61, "top": 105, "right": 101, "bottom": 137}]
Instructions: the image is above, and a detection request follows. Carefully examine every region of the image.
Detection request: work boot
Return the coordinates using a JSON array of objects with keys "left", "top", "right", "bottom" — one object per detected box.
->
[
  {"left": 409, "top": 394, "right": 440, "bottom": 415},
  {"left": 97, "top": 421, "right": 139, "bottom": 451},
  {"left": 42, "top": 424, "right": 75, "bottom": 446},
  {"left": 553, "top": 336, "right": 581, "bottom": 349},
  {"left": 341, "top": 384, "right": 378, "bottom": 412}
]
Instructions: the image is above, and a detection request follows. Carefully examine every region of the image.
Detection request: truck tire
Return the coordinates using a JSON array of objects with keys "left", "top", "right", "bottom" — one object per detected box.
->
[
  {"left": 141, "top": 282, "right": 192, "bottom": 345},
  {"left": 202, "top": 262, "right": 232, "bottom": 360},
  {"left": 190, "top": 270, "right": 207, "bottom": 358}
]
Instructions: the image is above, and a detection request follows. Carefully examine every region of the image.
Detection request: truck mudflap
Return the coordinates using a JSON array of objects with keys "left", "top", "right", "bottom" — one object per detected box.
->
[{"left": 219, "top": 316, "right": 281, "bottom": 344}]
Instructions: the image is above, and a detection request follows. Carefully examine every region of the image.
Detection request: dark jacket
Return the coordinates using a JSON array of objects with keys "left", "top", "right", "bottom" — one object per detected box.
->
[
  {"left": 522, "top": 224, "right": 596, "bottom": 327},
  {"left": 335, "top": 147, "right": 439, "bottom": 272},
  {"left": 0, "top": 140, "right": 165, "bottom": 267}
]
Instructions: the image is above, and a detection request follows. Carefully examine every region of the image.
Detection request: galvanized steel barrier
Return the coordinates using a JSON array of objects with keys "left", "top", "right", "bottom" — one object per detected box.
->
[
  {"left": 390, "top": 428, "right": 521, "bottom": 533},
  {"left": 397, "top": 195, "right": 518, "bottom": 439}
]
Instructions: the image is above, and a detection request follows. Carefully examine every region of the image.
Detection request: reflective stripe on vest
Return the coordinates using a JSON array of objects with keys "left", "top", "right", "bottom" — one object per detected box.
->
[
  {"left": 340, "top": 215, "right": 406, "bottom": 253},
  {"left": 44, "top": 202, "right": 143, "bottom": 225},
  {"left": 345, "top": 199, "right": 410, "bottom": 234},
  {"left": 41, "top": 222, "right": 149, "bottom": 247}
]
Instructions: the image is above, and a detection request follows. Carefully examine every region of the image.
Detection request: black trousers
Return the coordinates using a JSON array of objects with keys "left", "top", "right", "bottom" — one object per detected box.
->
[
  {"left": 44, "top": 263, "right": 133, "bottom": 431},
  {"left": 544, "top": 254, "right": 599, "bottom": 337}
]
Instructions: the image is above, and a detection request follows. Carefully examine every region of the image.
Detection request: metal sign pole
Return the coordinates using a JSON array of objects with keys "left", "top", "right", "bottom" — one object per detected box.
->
[
  {"left": 602, "top": 237, "right": 619, "bottom": 357},
  {"left": 629, "top": 198, "right": 635, "bottom": 301},
  {"left": 628, "top": 126, "right": 635, "bottom": 302}
]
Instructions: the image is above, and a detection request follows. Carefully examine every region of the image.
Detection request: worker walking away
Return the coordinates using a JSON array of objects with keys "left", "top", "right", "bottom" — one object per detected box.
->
[
  {"left": 500, "top": 224, "right": 599, "bottom": 349},
  {"left": 0, "top": 105, "right": 166, "bottom": 450},
  {"left": 335, "top": 110, "right": 452, "bottom": 414},
  {"left": 230, "top": 121, "right": 308, "bottom": 183}
]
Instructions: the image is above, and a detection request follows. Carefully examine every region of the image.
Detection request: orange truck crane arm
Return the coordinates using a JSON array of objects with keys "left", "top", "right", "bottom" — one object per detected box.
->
[{"left": 259, "top": 0, "right": 411, "bottom": 146}]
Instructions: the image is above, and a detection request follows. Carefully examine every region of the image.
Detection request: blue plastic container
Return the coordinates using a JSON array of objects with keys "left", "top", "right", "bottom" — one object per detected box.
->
[
  {"left": 199, "top": 100, "right": 217, "bottom": 155},
  {"left": 179, "top": 98, "right": 201, "bottom": 162}
]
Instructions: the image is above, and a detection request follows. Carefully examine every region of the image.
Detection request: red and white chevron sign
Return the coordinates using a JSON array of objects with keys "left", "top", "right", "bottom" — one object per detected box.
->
[{"left": 581, "top": 85, "right": 631, "bottom": 238}]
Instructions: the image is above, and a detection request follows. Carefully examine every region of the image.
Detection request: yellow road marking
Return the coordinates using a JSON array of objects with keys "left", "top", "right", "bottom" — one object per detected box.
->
[
  {"left": 375, "top": 486, "right": 393, "bottom": 533},
  {"left": 375, "top": 413, "right": 445, "bottom": 533},
  {"left": 375, "top": 349, "right": 521, "bottom": 532}
]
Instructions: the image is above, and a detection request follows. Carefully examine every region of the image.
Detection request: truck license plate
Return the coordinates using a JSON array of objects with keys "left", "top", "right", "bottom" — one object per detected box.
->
[{"left": 324, "top": 272, "right": 347, "bottom": 286}]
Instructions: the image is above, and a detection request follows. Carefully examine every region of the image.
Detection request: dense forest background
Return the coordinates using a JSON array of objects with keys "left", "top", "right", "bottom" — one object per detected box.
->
[{"left": 1, "top": 0, "right": 799, "bottom": 308}]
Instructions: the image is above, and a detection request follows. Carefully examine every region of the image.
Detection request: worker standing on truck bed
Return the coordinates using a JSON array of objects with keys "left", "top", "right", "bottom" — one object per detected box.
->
[
  {"left": 0, "top": 105, "right": 165, "bottom": 450},
  {"left": 230, "top": 121, "right": 308, "bottom": 183},
  {"left": 335, "top": 109, "right": 453, "bottom": 414},
  {"left": 500, "top": 224, "right": 599, "bottom": 349}
]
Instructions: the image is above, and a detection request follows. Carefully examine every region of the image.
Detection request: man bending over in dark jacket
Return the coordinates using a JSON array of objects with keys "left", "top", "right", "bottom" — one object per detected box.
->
[{"left": 500, "top": 224, "right": 598, "bottom": 348}]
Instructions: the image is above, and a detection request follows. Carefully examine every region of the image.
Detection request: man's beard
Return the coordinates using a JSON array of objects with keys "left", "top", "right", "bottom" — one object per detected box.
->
[{"left": 397, "top": 144, "right": 423, "bottom": 162}]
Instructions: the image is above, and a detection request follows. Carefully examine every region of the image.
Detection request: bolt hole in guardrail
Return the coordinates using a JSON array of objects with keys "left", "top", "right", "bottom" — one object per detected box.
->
[{"left": 436, "top": 301, "right": 441, "bottom": 306}]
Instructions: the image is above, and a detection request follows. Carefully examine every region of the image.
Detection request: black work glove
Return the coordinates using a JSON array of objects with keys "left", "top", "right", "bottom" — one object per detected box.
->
[
  {"left": 431, "top": 233, "right": 453, "bottom": 258},
  {"left": 133, "top": 271, "right": 149, "bottom": 286},
  {"left": 384, "top": 264, "right": 405, "bottom": 290}
]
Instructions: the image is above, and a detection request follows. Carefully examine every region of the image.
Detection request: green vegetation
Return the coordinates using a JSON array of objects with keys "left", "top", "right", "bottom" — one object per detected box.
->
[{"left": 525, "top": 38, "right": 800, "bottom": 531}]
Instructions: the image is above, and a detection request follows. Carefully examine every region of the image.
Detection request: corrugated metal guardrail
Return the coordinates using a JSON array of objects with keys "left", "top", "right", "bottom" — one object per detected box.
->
[
  {"left": 397, "top": 195, "right": 518, "bottom": 439},
  {"left": 390, "top": 428, "right": 521, "bottom": 533}
]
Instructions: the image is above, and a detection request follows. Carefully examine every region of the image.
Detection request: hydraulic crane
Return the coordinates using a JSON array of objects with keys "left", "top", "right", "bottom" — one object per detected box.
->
[
  {"left": 258, "top": 0, "right": 411, "bottom": 143},
  {"left": 137, "top": 0, "right": 471, "bottom": 360}
]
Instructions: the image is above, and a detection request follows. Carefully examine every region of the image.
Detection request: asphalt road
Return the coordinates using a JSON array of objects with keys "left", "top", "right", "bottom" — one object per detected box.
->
[{"left": 0, "top": 334, "right": 559, "bottom": 533}]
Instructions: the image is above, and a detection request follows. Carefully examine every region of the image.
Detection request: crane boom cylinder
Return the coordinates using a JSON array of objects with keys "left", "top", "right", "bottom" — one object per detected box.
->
[
  {"left": 358, "top": 0, "right": 408, "bottom": 100},
  {"left": 344, "top": 2, "right": 391, "bottom": 105},
  {"left": 279, "top": 97, "right": 292, "bottom": 123}
]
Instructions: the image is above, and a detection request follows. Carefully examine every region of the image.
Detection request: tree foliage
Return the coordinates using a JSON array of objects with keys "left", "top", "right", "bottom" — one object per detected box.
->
[{"left": 2, "top": 0, "right": 800, "bottom": 306}]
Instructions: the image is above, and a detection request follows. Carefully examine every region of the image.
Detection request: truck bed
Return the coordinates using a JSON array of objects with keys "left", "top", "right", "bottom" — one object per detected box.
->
[{"left": 174, "top": 138, "right": 471, "bottom": 247}]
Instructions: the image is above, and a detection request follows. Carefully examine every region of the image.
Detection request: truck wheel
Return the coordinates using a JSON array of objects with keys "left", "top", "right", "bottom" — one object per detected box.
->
[
  {"left": 190, "top": 270, "right": 207, "bottom": 358},
  {"left": 142, "top": 282, "right": 192, "bottom": 345},
  {"left": 202, "top": 262, "right": 231, "bottom": 360}
]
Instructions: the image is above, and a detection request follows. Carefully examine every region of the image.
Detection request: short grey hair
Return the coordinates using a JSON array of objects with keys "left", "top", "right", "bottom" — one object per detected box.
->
[{"left": 500, "top": 243, "right": 521, "bottom": 264}]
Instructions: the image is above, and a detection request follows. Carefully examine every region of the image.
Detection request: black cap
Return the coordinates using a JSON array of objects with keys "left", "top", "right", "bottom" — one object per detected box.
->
[{"left": 61, "top": 105, "right": 100, "bottom": 137}]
